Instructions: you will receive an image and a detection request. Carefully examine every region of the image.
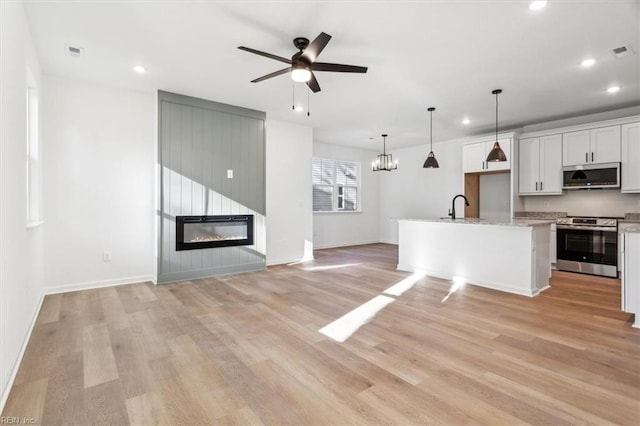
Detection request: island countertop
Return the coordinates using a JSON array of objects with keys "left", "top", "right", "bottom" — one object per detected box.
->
[{"left": 399, "top": 217, "right": 555, "bottom": 227}]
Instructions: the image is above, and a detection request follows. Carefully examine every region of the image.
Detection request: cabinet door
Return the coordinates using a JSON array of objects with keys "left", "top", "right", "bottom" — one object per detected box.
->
[
  {"left": 486, "top": 138, "right": 511, "bottom": 171},
  {"left": 539, "top": 134, "right": 563, "bottom": 194},
  {"left": 518, "top": 137, "right": 540, "bottom": 194},
  {"left": 462, "top": 142, "right": 488, "bottom": 173},
  {"left": 591, "top": 125, "right": 621, "bottom": 164},
  {"left": 562, "top": 130, "right": 590, "bottom": 166},
  {"left": 621, "top": 122, "right": 640, "bottom": 193}
]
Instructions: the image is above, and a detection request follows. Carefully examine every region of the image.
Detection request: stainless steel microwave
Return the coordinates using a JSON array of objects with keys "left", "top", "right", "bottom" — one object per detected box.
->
[{"left": 562, "top": 162, "right": 620, "bottom": 189}]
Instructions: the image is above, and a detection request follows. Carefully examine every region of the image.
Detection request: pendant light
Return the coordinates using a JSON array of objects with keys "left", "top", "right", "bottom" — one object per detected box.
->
[
  {"left": 486, "top": 89, "right": 507, "bottom": 162},
  {"left": 423, "top": 107, "right": 439, "bottom": 168},
  {"left": 372, "top": 134, "right": 398, "bottom": 172}
]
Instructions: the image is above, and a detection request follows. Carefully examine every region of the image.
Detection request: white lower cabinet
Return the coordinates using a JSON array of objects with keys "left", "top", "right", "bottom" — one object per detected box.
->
[{"left": 622, "top": 231, "right": 640, "bottom": 328}]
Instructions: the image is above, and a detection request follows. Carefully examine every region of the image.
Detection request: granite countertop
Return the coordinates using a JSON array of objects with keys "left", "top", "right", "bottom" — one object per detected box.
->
[
  {"left": 513, "top": 211, "right": 567, "bottom": 220},
  {"left": 399, "top": 217, "right": 554, "bottom": 227},
  {"left": 620, "top": 213, "right": 640, "bottom": 224}
]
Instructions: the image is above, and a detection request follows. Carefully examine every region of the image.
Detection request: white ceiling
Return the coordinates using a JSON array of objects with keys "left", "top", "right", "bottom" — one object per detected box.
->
[{"left": 23, "top": 0, "right": 640, "bottom": 150}]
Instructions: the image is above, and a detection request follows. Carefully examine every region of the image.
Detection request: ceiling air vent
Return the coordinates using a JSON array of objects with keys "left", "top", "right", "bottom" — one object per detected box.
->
[
  {"left": 65, "top": 44, "right": 83, "bottom": 58},
  {"left": 610, "top": 44, "right": 633, "bottom": 59}
]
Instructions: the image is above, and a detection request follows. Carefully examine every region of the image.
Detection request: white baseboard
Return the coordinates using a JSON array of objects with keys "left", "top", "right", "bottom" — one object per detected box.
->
[
  {"left": 267, "top": 255, "right": 315, "bottom": 267},
  {"left": 313, "top": 239, "right": 381, "bottom": 250},
  {"left": 43, "top": 275, "right": 156, "bottom": 295},
  {"left": 1, "top": 293, "right": 45, "bottom": 414},
  {"left": 377, "top": 238, "right": 398, "bottom": 245}
]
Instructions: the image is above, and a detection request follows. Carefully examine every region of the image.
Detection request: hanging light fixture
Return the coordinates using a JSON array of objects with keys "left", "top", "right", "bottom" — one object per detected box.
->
[
  {"left": 423, "top": 107, "right": 439, "bottom": 168},
  {"left": 372, "top": 134, "right": 398, "bottom": 171},
  {"left": 486, "top": 89, "right": 507, "bottom": 162}
]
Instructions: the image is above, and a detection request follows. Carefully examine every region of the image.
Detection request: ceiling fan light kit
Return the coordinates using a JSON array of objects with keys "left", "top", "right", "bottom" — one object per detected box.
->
[
  {"left": 238, "top": 32, "right": 368, "bottom": 93},
  {"left": 291, "top": 66, "right": 311, "bottom": 83}
]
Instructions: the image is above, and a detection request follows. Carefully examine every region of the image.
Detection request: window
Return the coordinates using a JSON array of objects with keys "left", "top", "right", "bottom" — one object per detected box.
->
[
  {"left": 26, "top": 78, "right": 42, "bottom": 227},
  {"left": 312, "top": 158, "right": 360, "bottom": 212}
]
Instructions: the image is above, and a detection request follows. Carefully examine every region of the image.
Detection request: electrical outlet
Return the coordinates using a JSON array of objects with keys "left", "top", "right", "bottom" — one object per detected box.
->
[
  {"left": 543, "top": 201, "right": 550, "bottom": 207},
  {"left": 103, "top": 251, "right": 112, "bottom": 262},
  {"left": 227, "top": 169, "right": 233, "bottom": 179}
]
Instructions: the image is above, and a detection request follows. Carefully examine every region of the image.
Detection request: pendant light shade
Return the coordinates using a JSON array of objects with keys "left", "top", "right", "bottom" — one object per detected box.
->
[
  {"left": 486, "top": 89, "right": 507, "bottom": 162},
  {"left": 423, "top": 107, "right": 439, "bottom": 168},
  {"left": 372, "top": 134, "right": 398, "bottom": 172}
]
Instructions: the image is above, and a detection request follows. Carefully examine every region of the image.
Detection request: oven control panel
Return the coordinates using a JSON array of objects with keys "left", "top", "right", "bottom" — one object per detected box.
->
[{"left": 556, "top": 217, "right": 618, "bottom": 227}]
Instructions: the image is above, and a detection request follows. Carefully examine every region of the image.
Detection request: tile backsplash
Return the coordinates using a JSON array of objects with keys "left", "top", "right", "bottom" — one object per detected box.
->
[{"left": 522, "top": 189, "right": 640, "bottom": 218}]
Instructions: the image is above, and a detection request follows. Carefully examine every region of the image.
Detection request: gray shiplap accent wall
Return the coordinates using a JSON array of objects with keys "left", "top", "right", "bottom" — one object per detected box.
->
[{"left": 157, "top": 91, "right": 266, "bottom": 283}]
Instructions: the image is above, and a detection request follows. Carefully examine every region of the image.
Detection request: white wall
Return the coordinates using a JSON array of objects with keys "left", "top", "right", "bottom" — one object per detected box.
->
[
  {"left": 42, "top": 76, "right": 156, "bottom": 292},
  {"left": 522, "top": 190, "right": 640, "bottom": 217},
  {"left": 313, "top": 143, "right": 380, "bottom": 249},
  {"left": 266, "top": 119, "right": 313, "bottom": 265},
  {"left": 480, "top": 173, "right": 511, "bottom": 219},
  {"left": 0, "top": 0, "right": 44, "bottom": 410},
  {"left": 379, "top": 141, "right": 464, "bottom": 244}
]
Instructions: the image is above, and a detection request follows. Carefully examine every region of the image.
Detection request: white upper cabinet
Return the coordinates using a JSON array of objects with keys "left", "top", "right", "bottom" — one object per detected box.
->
[
  {"left": 518, "top": 134, "right": 562, "bottom": 195},
  {"left": 621, "top": 122, "right": 640, "bottom": 193},
  {"left": 562, "top": 125, "right": 621, "bottom": 166},
  {"left": 462, "top": 138, "right": 511, "bottom": 173}
]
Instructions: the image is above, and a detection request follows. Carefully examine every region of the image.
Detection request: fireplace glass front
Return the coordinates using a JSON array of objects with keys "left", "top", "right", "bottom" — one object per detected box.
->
[{"left": 176, "top": 215, "right": 254, "bottom": 251}]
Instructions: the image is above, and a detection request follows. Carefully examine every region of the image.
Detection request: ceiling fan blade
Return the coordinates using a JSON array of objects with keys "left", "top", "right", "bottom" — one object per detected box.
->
[
  {"left": 311, "top": 62, "right": 368, "bottom": 73},
  {"left": 250, "top": 67, "right": 291, "bottom": 83},
  {"left": 306, "top": 72, "right": 321, "bottom": 93},
  {"left": 238, "top": 46, "right": 292, "bottom": 65},
  {"left": 301, "top": 32, "right": 332, "bottom": 63}
]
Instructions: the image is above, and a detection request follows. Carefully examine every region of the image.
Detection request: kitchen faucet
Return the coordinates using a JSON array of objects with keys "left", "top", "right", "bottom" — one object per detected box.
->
[{"left": 448, "top": 194, "right": 470, "bottom": 220}]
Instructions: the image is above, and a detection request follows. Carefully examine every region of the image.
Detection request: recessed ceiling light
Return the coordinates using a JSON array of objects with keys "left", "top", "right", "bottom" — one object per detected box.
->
[
  {"left": 581, "top": 58, "right": 596, "bottom": 68},
  {"left": 462, "top": 118, "right": 471, "bottom": 125},
  {"left": 529, "top": 1, "right": 547, "bottom": 11},
  {"left": 133, "top": 65, "right": 146, "bottom": 74},
  {"left": 607, "top": 85, "right": 621, "bottom": 94}
]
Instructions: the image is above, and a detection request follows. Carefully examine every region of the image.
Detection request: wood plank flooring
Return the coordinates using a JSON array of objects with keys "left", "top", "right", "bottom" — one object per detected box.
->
[{"left": 3, "top": 243, "right": 639, "bottom": 425}]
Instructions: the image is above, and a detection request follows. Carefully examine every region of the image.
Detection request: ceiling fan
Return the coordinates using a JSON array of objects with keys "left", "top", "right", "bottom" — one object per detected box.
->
[{"left": 238, "top": 32, "right": 368, "bottom": 93}]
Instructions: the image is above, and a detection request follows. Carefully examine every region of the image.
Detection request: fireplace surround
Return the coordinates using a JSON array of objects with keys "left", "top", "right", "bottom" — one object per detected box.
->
[{"left": 176, "top": 215, "right": 254, "bottom": 251}]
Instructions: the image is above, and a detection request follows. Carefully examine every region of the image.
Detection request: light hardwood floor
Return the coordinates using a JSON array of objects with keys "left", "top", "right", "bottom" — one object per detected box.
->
[{"left": 3, "top": 243, "right": 639, "bottom": 425}]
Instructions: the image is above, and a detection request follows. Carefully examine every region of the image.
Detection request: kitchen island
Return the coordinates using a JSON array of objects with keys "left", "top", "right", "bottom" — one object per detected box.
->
[{"left": 398, "top": 218, "right": 553, "bottom": 297}]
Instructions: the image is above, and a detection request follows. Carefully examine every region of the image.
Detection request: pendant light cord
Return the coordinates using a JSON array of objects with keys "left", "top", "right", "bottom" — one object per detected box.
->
[
  {"left": 307, "top": 86, "right": 310, "bottom": 117},
  {"left": 292, "top": 81, "right": 295, "bottom": 110},
  {"left": 495, "top": 91, "right": 499, "bottom": 141},
  {"left": 430, "top": 110, "right": 433, "bottom": 151}
]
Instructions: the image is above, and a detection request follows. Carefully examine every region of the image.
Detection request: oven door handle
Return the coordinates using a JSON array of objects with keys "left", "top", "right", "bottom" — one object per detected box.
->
[{"left": 556, "top": 225, "right": 617, "bottom": 232}]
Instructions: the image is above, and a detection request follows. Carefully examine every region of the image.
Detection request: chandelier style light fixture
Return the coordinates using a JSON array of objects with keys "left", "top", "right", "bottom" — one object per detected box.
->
[
  {"left": 486, "top": 89, "right": 507, "bottom": 162},
  {"left": 423, "top": 107, "right": 439, "bottom": 168},
  {"left": 372, "top": 134, "right": 398, "bottom": 171}
]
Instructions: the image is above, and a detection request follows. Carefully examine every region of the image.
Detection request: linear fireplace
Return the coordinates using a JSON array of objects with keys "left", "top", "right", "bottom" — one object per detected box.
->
[{"left": 176, "top": 215, "right": 254, "bottom": 251}]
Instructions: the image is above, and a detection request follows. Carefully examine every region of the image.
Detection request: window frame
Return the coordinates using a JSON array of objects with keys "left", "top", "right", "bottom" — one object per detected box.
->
[
  {"left": 26, "top": 71, "right": 43, "bottom": 229},
  {"left": 312, "top": 157, "right": 361, "bottom": 213}
]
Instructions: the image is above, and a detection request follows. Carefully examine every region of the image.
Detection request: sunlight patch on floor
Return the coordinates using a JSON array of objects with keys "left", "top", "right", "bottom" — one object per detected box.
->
[
  {"left": 319, "top": 295, "right": 395, "bottom": 342},
  {"left": 441, "top": 276, "right": 466, "bottom": 303},
  {"left": 302, "top": 263, "right": 361, "bottom": 272},
  {"left": 383, "top": 270, "right": 426, "bottom": 296}
]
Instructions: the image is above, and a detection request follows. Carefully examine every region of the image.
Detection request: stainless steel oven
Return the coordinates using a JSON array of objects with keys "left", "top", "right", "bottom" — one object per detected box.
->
[{"left": 556, "top": 217, "right": 618, "bottom": 278}]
